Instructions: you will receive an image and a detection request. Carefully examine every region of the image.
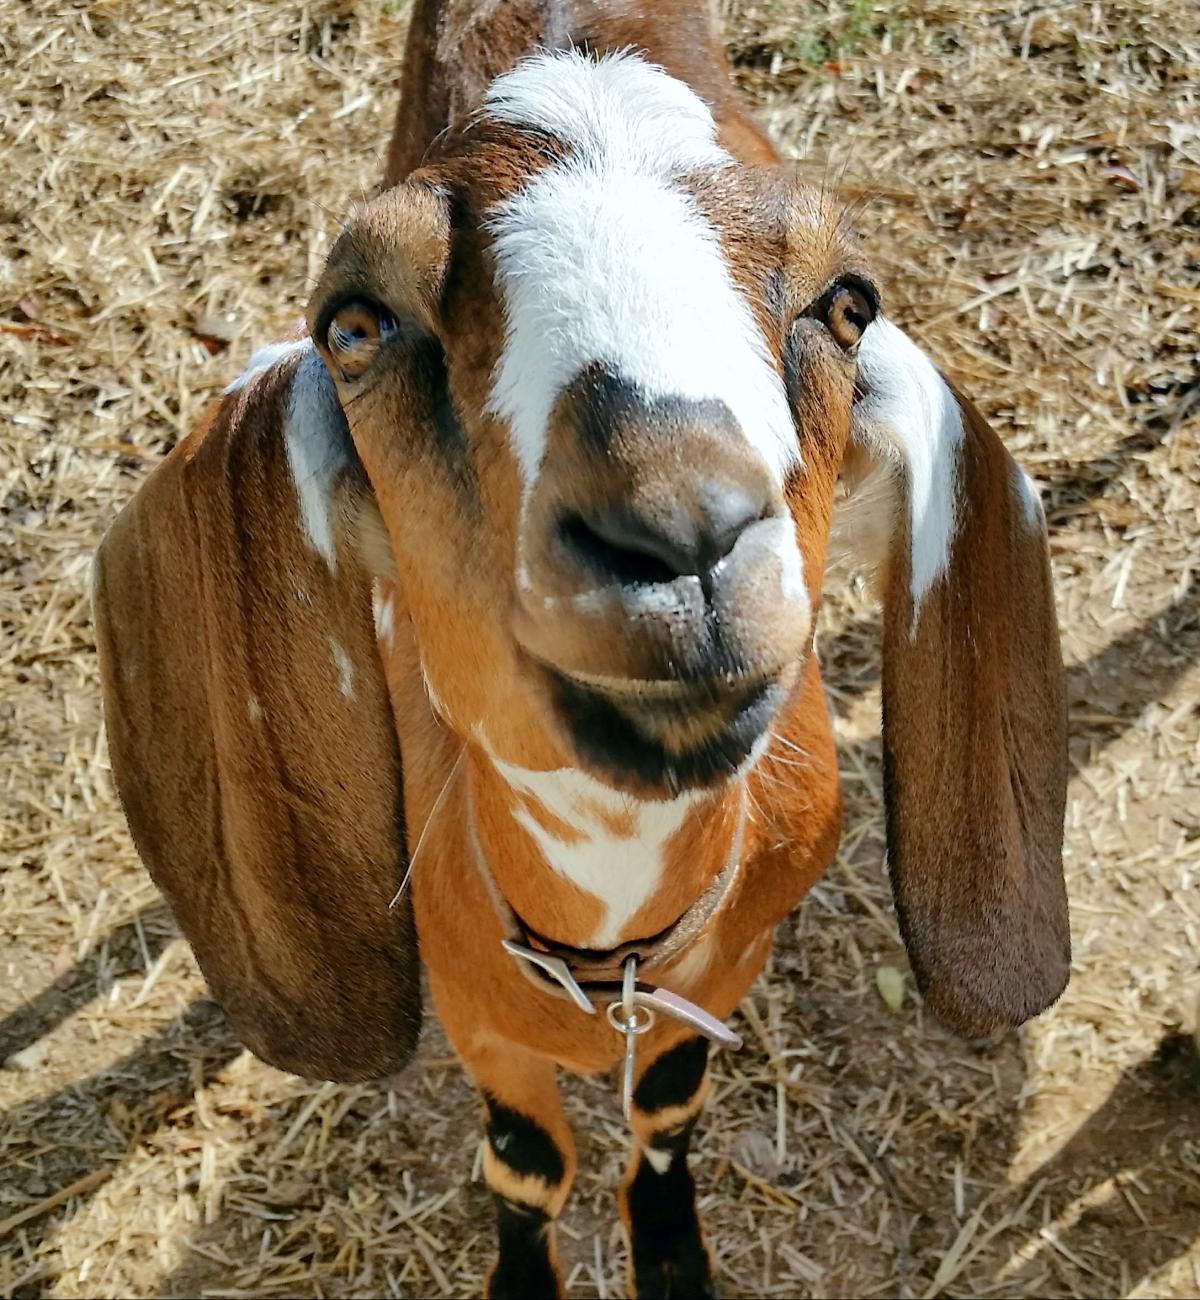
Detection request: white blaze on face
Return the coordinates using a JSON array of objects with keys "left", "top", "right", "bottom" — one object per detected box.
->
[{"left": 483, "top": 51, "right": 798, "bottom": 495}]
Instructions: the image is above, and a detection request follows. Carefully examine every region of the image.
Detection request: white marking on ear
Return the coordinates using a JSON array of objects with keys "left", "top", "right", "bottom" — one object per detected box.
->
[
  {"left": 224, "top": 337, "right": 311, "bottom": 394},
  {"left": 329, "top": 636, "right": 355, "bottom": 698},
  {"left": 1016, "top": 465, "right": 1045, "bottom": 530},
  {"left": 487, "top": 751, "right": 699, "bottom": 949},
  {"left": 284, "top": 345, "right": 350, "bottom": 572},
  {"left": 852, "top": 318, "right": 964, "bottom": 612},
  {"left": 247, "top": 694, "right": 262, "bottom": 722},
  {"left": 484, "top": 51, "right": 796, "bottom": 493}
]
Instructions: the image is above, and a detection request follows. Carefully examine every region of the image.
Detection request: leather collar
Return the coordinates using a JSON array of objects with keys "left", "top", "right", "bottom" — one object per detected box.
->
[{"left": 465, "top": 777, "right": 745, "bottom": 1048}]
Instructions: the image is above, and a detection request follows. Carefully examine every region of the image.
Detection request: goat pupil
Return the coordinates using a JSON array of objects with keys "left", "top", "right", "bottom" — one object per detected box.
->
[{"left": 840, "top": 290, "right": 869, "bottom": 332}]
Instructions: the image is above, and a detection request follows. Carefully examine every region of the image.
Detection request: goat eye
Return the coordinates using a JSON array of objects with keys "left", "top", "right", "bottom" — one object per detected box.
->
[
  {"left": 325, "top": 300, "right": 397, "bottom": 379},
  {"left": 817, "top": 281, "right": 877, "bottom": 350}
]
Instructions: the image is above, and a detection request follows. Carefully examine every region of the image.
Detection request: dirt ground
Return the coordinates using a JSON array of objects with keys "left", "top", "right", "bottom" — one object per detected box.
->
[{"left": 2, "top": 1, "right": 1198, "bottom": 1297}]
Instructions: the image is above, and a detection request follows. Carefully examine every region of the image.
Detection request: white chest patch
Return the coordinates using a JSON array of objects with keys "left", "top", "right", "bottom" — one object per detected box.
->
[
  {"left": 489, "top": 754, "right": 699, "bottom": 949},
  {"left": 483, "top": 51, "right": 797, "bottom": 495}
]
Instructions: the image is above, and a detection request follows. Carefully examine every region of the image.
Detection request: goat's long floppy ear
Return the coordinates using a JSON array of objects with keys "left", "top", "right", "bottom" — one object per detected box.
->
[
  {"left": 93, "top": 337, "right": 419, "bottom": 1081},
  {"left": 845, "top": 318, "right": 1069, "bottom": 1038}
]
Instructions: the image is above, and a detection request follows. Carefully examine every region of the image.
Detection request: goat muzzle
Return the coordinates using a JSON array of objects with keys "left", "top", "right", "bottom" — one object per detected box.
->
[{"left": 512, "top": 371, "right": 811, "bottom": 792}]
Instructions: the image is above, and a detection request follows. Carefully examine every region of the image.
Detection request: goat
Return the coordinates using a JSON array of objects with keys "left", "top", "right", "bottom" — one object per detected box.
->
[{"left": 92, "top": 2, "right": 1070, "bottom": 1296}]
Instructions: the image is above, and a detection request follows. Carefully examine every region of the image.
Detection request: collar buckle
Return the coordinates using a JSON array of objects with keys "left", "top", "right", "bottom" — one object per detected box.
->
[{"left": 500, "top": 938, "right": 596, "bottom": 1014}]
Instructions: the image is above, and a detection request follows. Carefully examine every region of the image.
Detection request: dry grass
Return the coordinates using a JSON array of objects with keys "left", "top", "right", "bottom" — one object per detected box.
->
[{"left": 2, "top": 1, "right": 1198, "bottom": 1296}]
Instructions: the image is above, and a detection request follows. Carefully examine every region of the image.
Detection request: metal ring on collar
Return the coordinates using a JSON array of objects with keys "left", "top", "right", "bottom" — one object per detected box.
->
[{"left": 606, "top": 1001, "right": 656, "bottom": 1035}]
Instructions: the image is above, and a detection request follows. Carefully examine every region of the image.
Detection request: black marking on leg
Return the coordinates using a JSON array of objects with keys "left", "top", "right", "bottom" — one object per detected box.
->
[
  {"left": 483, "top": 1092, "right": 566, "bottom": 1184},
  {"left": 488, "top": 1197, "right": 561, "bottom": 1300},
  {"left": 626, "top": 1145, "right": 714, "bottom": 1300},
  {"left": 646, "top": 1114, "right": 699, "bottom": 1163},
  {"left": 634, "top": 1036, "right": 709, "bottom": 1115},
  {"left": 626, "top": 1041, "right": 714, "bottom": 1297}
]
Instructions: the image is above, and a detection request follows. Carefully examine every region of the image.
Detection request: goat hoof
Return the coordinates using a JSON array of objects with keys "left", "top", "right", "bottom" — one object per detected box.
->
[
  {"left": 632, "top": 1259, "right": 718, "bottom": 1300},
  {"left": 486, "top": 1255, "right": 563, "bottom": 1300}
]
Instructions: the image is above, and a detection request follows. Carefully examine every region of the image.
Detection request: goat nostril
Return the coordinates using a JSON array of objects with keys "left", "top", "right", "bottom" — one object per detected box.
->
[
  {"left": 560, "top": 512, "right": 681, "bottom": 587},
  {"left": 709, "top": 512, "right": 756, "bottom": 566},
  {"left": 560, "top": 487, "right": 767, "bottom": 589}
]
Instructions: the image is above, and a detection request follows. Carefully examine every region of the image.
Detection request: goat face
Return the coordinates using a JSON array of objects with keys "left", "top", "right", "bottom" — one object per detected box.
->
[{"left": 310, "top": 52, "right": 873, "bottom": 797}]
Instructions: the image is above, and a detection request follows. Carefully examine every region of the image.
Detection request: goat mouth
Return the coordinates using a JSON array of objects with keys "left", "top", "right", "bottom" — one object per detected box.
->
[
  {"left": 557, "top": 667, "right": 765, "bottom": 703},
  {"left": 540, "top": 664, "right": 786, "bottom": 796}
]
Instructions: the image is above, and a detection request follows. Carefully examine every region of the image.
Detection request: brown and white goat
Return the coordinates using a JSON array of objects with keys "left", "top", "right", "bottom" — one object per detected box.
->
[{"left": 94, "top": 2, "right": 1070, "bottom": 1295}]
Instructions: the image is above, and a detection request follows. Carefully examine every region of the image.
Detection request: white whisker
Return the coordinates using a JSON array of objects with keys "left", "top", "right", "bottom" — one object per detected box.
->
[
  {"left": 744, "top": 785, "right": 769, "bottom": 828},
  {"left": 770, "top": 731, "right": 813, "bottom": 761},
  {"left": 389, "top": 748, "right": 466, "bottom": 910}
]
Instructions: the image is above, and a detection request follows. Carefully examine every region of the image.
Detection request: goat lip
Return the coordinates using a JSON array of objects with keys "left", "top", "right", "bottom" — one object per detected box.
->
[
  {"left": 534, "top": 660, "right": 790, "bottom": 796},
  {"left": 554, "top": 666, "right": 775, "bottom": 706}
]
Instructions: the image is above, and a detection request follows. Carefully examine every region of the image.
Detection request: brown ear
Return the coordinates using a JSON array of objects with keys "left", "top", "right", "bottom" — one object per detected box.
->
[
  {"left": 847, "top": 318, "right": 1069, "bottom": 1037},
  {"left": 93, "top": 337, "right": 419, "bottom": 1081}
]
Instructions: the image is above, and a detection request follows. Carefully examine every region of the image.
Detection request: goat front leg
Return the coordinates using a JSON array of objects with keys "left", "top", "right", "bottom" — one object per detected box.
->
[
  {"left": 461, "top": 1033, "right": 577, "bottom": 1299},
  {"left": 620, "top": 1035, "right": 715, "bottom": 1299}
]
